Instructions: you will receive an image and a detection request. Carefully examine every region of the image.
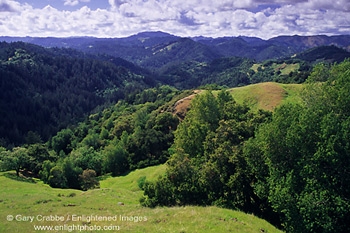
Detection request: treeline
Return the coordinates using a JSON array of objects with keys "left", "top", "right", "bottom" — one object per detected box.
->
[
  {"left": 0, "top": 86, "right": 180, "bottom": 190},
  {"left": 141, "top": 61, "right": 350, "bottom": 233},
  {"left": 0, "top": 42, "right": 155, "bottom": 146}
]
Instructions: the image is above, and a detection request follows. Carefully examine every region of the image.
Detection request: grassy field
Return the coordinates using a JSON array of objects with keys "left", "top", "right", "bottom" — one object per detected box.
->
[
  {"left": 226, "top": 82, "right": 303, "bottom": 111},
  {"left": 0, "top": 165, "right": 282, "bottom": 233}
]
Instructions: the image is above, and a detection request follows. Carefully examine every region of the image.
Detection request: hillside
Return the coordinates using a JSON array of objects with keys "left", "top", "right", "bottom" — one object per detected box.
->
[
  {"left": 0, "top": 42, "right": 155, "bottom": 146},
  {"left": 159, "top": 56, "right": 254, "bottom": 89},
  {"left": 227, "top": 82, "right": 303, "bottom": 111},
  {"left": 0, "top": 166, "right": 282, "bottom": 233},
  {"left": 293, "top": 45, "right": 350, "bottom": 63}
]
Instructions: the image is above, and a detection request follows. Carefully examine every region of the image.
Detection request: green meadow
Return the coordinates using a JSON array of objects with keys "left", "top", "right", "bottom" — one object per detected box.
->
[{"left": 0, "top": 165, "right": 282, "bottom": 233}]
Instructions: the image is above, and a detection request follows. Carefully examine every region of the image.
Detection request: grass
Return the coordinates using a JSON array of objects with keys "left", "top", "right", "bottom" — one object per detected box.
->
[
  {"left": 250, "top": 63, "right": 299, "bottom": 76},
  {"left": 225, "top": 82, "right": 303, "bottom": 111},
  {"left": 279, "top": 63, "right": 299, "bottom": 75},
  {"left": 0, "top": 165, "right": 282, "bottom": 233},
  {"left": 251, "top": 64, "right": 261, "bottom": 73}
]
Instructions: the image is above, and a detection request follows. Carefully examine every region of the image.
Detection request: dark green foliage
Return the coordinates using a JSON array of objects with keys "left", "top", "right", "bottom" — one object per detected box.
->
[
  {"left": 174, "top": 91, "right": 221, "bottom": 157},
  {"left": 61, "top": 157, "right": 83, "bottom": 189},
  {"left": 36, "top": 86, "right": 180, "bottom": 185},
  {"left": 48, "top": 166, "right": 67, "bottom": 188},
  {"left": 103, "top": 142, "right": 129, "bottom": 176},
  {"left": 50, "top": 129, "right": 74, "bottom": 155},
  {"left": 0, "top": 42, "right": 154, "bottom": 146},
  {"left": 44, "top": 157, "right": 83, "bottom": 189},
  {"left": 245, "top": 60, "right": 350, "bottom": 232},
  {"left": 137, "top": 176, "right": 147, "bottom": 190},
  {"left": 127, "top": 110, "right": 179, "bottom": 169},
  {"left": 26, "top": 144, "right": 56, "bottom": 176},
  {"left": 294, "top": 45, "right": 350, "bottom": 63},
  {"left": 72, "top": 147, "right": 103, "bottom": 176}
]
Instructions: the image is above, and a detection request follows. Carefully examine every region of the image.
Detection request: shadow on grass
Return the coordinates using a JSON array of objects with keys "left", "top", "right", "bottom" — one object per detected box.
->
[{"left": 3, "top": 172, "right": 37, "bottom": 183}]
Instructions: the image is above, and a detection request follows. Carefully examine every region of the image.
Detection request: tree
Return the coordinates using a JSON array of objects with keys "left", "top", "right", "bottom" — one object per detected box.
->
[
  {"left": 79, "top": 169, "right": 100, "bottom": 191},
  {"left": 1, "top": 147, "right": 29, "bottom": 176},
  {"left": 50, "top": 129, "right": 73, "bottom": 154},
  {"left": 103, "top": 142, "right": 129, "bottom": 176},
  {"left": 39, "top": 160, "right": 56, "bottom": 183},
  {"left": 48, "top": 166, "right": 67, "bottom": 188},
  {"left": 61, "top": 157, "right": 82, "bottom": 189},
  {"left": 72, "top": 147, "right": 103, "bottom": 176},
  {"left": 174, "top": 91, "right": 219, "bottom": 158},
  {"left": 27, "top": 143, "right": 56, "bottom": 176}
]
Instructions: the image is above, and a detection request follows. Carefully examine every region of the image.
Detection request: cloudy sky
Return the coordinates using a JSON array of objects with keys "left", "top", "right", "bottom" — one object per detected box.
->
[{"left": 0, "top": 0, "right": 349, "bottom": 39}]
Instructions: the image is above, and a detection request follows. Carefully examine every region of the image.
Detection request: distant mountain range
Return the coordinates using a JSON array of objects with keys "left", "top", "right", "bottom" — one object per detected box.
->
[{"left": 1, "top": 32, "right": 350, "bottom": 70}]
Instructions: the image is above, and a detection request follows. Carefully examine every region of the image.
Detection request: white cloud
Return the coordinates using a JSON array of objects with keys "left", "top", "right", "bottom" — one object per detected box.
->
[
  {"left": 0, "top": 0, "right": 349, "bottom": 39},
  {"left": 299, "top": 0, "right": 350, "bottom": 12},
  {"left": 64, "top": 0, "right": 90, "bottom": 7}
]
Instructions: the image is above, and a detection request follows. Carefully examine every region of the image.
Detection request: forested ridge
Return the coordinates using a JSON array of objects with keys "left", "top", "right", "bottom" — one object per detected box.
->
[
  {"left": 0, "top": 42, "right": 155, "bottom": 146},
  {"left": 0, "top": 38, "right": 350, "bottom": 233}
]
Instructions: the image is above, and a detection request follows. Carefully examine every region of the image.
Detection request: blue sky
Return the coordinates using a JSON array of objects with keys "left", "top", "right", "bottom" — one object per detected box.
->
[{"left": 0, "top": 0, "right": 349, "bottom": 39}]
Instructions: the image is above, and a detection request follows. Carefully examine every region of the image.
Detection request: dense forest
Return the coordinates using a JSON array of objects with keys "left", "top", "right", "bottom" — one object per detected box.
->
[
  {"left": 0, "top": 42, "right": 155, "bottom": 146},
  {"left": 0, "top": 37, "right": 350, "bottom": 232}
]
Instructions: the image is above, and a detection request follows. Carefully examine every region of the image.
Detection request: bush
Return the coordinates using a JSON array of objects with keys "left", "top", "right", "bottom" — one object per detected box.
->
[
  {"left": 137, "top": 176, "right": 147, "bottom": 190},
  {"left": 79, "top": 169, "right": 100, "bottom": 191}
]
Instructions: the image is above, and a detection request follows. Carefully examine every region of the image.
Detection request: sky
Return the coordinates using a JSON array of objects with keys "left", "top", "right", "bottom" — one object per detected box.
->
[{"left": 0, "top": 0, "right": 349, "bottom": 39}]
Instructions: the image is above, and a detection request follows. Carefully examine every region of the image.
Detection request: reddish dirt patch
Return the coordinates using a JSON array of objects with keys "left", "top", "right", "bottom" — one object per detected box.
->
[
  {"left": 275, "top": 63, "right": 287, "bottom": 71},
  {"left": 173, "top": 90, "right": 203, "bottom": 120}
]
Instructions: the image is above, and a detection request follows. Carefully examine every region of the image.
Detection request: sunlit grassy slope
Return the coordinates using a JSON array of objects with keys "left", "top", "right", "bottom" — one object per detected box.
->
[
  {"left": 226, "top": 82, "right": 303, "bottom": 111},
  {"left": 0, "top": 165, "right": 282, "bottom": 233},
  {"left": 250, "top": 63, "right": 300, "bottom": 76}
]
